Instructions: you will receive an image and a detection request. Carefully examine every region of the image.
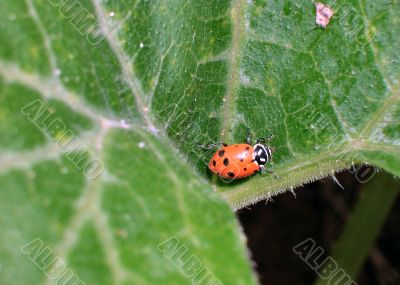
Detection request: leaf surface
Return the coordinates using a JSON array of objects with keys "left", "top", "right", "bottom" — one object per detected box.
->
[
  {"left": 1, "top": 0, "right": 399, "bottom": 283},
  {"left": 0, "top": 0, "right": 258, "bottom": 284}
]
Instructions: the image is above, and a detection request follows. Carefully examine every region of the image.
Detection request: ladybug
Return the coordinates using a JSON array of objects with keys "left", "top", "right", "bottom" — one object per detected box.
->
[{"left": 203, "top": 136, "right": 275, "bottom": 179}]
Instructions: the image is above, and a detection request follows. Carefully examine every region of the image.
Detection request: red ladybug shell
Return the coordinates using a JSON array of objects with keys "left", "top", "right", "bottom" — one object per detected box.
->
[{"left": 208, "top": 144, "right": 260, "bottom": 179}]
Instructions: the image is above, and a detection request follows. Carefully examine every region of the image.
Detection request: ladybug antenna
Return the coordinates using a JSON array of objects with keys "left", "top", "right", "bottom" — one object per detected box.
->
[{"left": 256, "top": 134, "right": 274, "bottom": 144}]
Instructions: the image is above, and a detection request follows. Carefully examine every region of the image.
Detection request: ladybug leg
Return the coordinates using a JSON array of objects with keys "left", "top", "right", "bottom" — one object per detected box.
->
[
  {"left": 199, "top": 142, "right": 227, "bottom": 149},
  {"left": 265, "top": 169, "right": 279, "bottom": 179},
  {"left": 246, "top": 130, "right": 252, "bottom": 145},
  {"left": 260, "top": 164, "right": 279, "bottom": 179}
]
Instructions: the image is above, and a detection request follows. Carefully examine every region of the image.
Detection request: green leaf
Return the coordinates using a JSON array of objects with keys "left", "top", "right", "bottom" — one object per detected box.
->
[
  {"left": 1, "top": 0, "right": 400, "bottom": 283},
  {"left": 0, "top": 0, "right": 257, "bottom": 284},
  {"left": 216, "top": 0, "right": 400, "bottom": 208}
]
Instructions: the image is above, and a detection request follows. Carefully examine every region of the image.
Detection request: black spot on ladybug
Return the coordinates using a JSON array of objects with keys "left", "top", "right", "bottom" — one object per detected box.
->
[
  {"left": 253, "top": 169, "right": 258, "bottom": 174},
  {"left": 223, "top": 158, "right": 229, "bottom": 166},
  {"left": 235, "top": 145, "right": 239, "bottom": 147},
  {"left": 227, "top": 172, "right": 235, "bottom": 177},
  {"left": 218, "top": 150, "right": 225, "bottom": 157},
  {"left": 240, "top": 159, "right": 243, "bottom": 162},
  {"left": 244, "top": 168, "right": 247, "bottom": 171},
  {"left": 212, "top": 160, "right": 216, "bottom": 166},
  {"left": 245, "top": 146, "right": 250, "bottom": 150}
]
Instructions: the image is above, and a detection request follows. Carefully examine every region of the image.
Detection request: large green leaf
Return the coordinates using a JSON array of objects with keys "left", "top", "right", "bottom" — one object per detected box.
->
[
  {"left": 0, "top": 0, "right": 258, "bottom": 284},
  {"left": 1, "top": 0, "right": 399, "bottom": 283}
]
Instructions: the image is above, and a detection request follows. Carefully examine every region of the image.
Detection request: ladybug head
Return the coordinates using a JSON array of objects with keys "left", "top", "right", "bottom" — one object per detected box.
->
[{"left": 253, "top": 143, "right": 272, "bottom": 167}]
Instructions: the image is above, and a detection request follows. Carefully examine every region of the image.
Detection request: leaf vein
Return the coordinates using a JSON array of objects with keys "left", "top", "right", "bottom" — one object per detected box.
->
[
  {"left": 91, "top": 0, "right": 158, "bottom": 135},
  {"left": 25, "top": 0, "right": 58, "bottom": 74},
  {"left": 356, "top": 0, "right": 400, "bottom": 138},
  {"left": 220, "top": 0, "right": 246, "bottom": 143}
]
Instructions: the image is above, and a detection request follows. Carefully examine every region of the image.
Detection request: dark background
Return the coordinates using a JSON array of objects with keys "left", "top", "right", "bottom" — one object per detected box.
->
[{"left": 237, "top": 170, "right": 400, "bottom": 285}]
